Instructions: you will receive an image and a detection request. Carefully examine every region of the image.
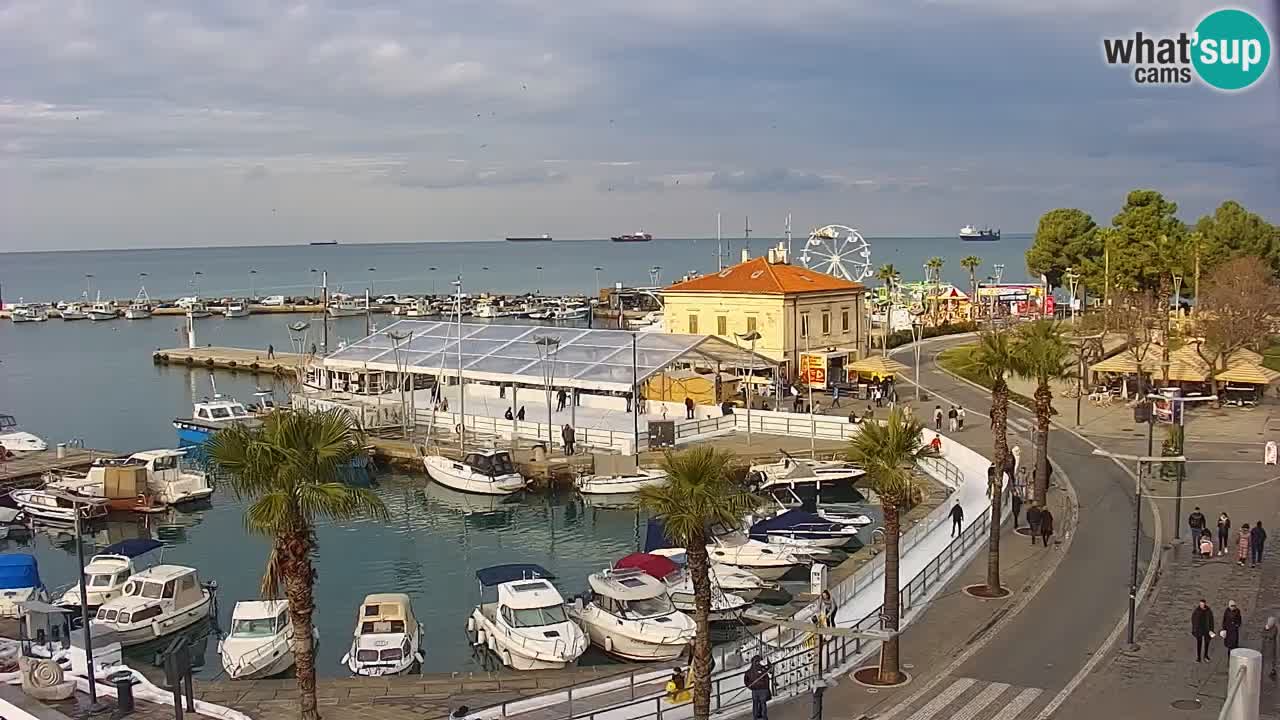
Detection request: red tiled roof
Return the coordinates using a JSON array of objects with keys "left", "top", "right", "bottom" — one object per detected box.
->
[{"left": 663, "top": 257, "right": 865, "bottom": 295}]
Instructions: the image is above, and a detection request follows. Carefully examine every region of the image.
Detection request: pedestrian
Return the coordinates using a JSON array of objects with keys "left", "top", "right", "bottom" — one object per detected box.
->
[
  {"left": 1026, "top": 504, "right": 1044, "bottom": 545},
  {"left": 873, "top": 386, "right": 883, "bottom": 408},
  {"left": 793, "top": 395, "right": 804, "bottom": 413},
  {"left": 267, "top": 343, "right": 275, "bottom": 359},
  {"left": 517, "top": 405, "right": 526, "bottom": 421},
  {"left": 499, "top": 384, "right": 506, "bottom": 399},
  {"left": 818, "top": 590, "right": 836, "bottom": 627},
  {"left": 1188, "top": 506, "right": 1206, "bottom": 544},
  {"left": 1191, "top": 599, "right": 1215, "bottom": 662},
  {"left": 847, "top": 409, "right": 859, "bottom": 425},
  {"left": 561, "top": 424, "right": 575, "bottom": 455},
  {"left": 744, "top": 656, "right": 772, "bottom": 720},
  {"left": 310, "top": 342, "right": 317, "bottom": 355},
  {"left": 812, "top": 399, "right": 822, "bottom": 415},
  {"left": 1218, "top": 512, "right": 1232, "bottom": 556},
  {"left": 451, "top": 705, "right": 471, "bottom": 720},
  {"left": 684, "top": 396, "right": 695, "bottom": 419},
  {"left": 1252, "top": 521, "right": 1268, "bottom": 566},
  {"left": 957, "top": 405, "right": 966, "bottom": 430},
  {"left": 1222, "top": 600, "right": 1243, "bottom": 651},
  {"left": 949, "top": 501, "right": 964, "bottom": 537},
  {"left": 933, "top": 405, "right": 944, "bottom": 431},
  {"left": 1199, "top": 531, "right": 1214, "bottom": 559},
  {"left": 1010, "top": 485, "right": 1023, "bottom": 530},
  {"left": 1263, "top": 617, "right": 1278, "bottom": 680},
  {"left": 1039, "top": 507, "right": 1055, "bottom": 547},
  {"left": 721, "top": 400, "right": 734, "bottom": 416},
  {"left": 439, "top": 396, "right": 449, "bottom": 412},
  {"left": 947, "top": 405, "right": 958, "bottom": 432},
  {"left": 831, "top": 385, "right": 841, "bottom": 408},
  {"left": 504, "top": 408, "right": 514, "bottom": 421},
  {"left": 556, "top": 388, "right": 567, "bottom": 412},
  {"left": 1238, "top": 524, "right": 1252, "bottom": 566}
]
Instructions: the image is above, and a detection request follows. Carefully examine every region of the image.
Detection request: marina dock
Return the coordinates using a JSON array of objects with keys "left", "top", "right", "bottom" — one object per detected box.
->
[
  {"left": 153, "top": 346, "right": 306, "bottom": 375},
  {"left": 0, "top": 446, "right": 117, "bottom": 487}
]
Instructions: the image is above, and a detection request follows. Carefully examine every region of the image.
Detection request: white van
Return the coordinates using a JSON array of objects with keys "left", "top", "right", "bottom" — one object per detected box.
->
[{"left": 260, "top": 295, "right": 286, "bottom": 306}]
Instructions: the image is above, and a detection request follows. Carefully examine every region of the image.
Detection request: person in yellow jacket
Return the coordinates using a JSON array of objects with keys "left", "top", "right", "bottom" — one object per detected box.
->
[{"left": 665, "top": 667, "right": 691, "bottom": 703}]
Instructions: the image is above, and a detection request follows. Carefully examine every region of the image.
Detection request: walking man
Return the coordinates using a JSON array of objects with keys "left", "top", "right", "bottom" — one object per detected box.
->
[
  {"left": 1222, "top": 600, "right": 1243, "bottom": 651},
  {"left": 556, "top": 389, "right": 567, "bottom": 412},
  {"left": 947, "top": 405, "right": 958, "bottom": 432},
  {"left": 957, "top": 405, "right": 966, "bottom": 430},
  {"left": 933, "top": 405, "right": 944, "bottom": 431},
  {"left": 1010, "top": 484, "right": 1023, "bottom": 530},
  {"left": 1027, "top": 504, "right": 1044, "bottom": 545},
  {"left": 1039, "top": 507, "right": 1055, "bottom": 547},
  {"left": 745, "top": 656, "right": 772, "bottom": 720},
  {"left": 1191, "top": 599, "right": 1215, "bottom": 663},
  {"left": 267, "top": 343, "right": 275, "bottom": 359},
  {"left": 949, "top": 501, "right": 964, "bottom": 537},
  {"left": 561, "top": 424, "right": 576, "bottom": 455},
  {"left": 1218, "top": 512, "right": 1232, "bottom": 556},
  {"left": 831, "top": 385, "right": 841, "bottom": 408},
  {"left": 1251, "top": 521, "right": 1268, "bottom": 567},
  {"left": 684, "top": 396, "right": 695, "bottom": 420},
  {"left": 1262, "top": 617, "right": 1278, "bottom": 680},
  {"left": 1188, "top": 507, "right": 1206, "bottom": 548}
]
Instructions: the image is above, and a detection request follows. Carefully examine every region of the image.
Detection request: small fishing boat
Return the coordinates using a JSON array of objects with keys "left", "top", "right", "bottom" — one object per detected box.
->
[
  {"left": 10, "top": 304, "right": 48, "bottom": 323},
  {"left": 186, "top": 301, "right": 212, "bottom": 318},
  {"left": 174, "top": 394, "right": 259, "bottom": 446},
  {"left": 220, "top": 600, "right": 316, "bottom": 680},
  {"left": 548, "top": 305, "right": 589, "bottom": 321},
  {"left": 44, "top": 471, "right": 166, "bottom": 514},
  {"left": 327, "top": 297, "right": 368, "bottom": 317},
  {"left": 749, "top": 509, "right": 862, "bottom": 549},
  {"left": 575, "top": 458, "right": 667, "bottom": 495},
  {"left": 570, "top": 567, "right": 695, "bottom": 661},
  {"left": 59, "top": 303, "right": 88, "bottom": 320},
  {"left": 125, "top": 287, "right": 153, "bottom": 319},
  {"left": 424, "top": 449, "right": 526, "bottom": 496},
  {"left": 223, "top": 300, "right": 250, "bottom": 318},
  {"left": 467, "top": 564, "right": 587, "bottom": 670},
  {"left": 56, "top": 538, "right": 163, "bottom": 614},
  {"left": 0, "top": 554, "right": 48, "bottom": 619},
  {"left": 91, "top": 565, "right": 216, "bottom": 647},
  {"left": 343, "top": 593, "right": 424, "bottom": 676},
  {"left": 613, "top": 553, "right": 751, "bottom": 622},
  {"left": 705, "top": 531, "right": 808, "bottom": 581},
  {"left": 87, "top": 301, "right": 118, "bottom": 321},
  {"left": 10, "top": 489, "right": 108, "bottom": 524},
  {"left": 0, "top": 414, "right": 47, "bottom": 452}
]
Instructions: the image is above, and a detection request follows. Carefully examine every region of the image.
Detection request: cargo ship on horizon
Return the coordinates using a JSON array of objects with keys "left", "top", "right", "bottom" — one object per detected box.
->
[
  {"left": 611, "top": 231, "right": 653, "bottom": 242},
  {"left": 506, "top": 234, "right": 553, "bottom": 242}
]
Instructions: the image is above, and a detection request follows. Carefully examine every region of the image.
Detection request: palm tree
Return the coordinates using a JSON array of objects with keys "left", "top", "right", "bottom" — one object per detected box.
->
[
  {"left": 847, "top": 407, "right": 925, "bottom": 684},
  {"left": 207, "top": 409, "right": 388, "bottom": 720},
  {"left": 925, "top": 257, "right": 945, "bottom": 325},
  {"left": 638, "top": 447, "right": 758, "bottom": 720},
  {"left": 1012, "top": 320, "right": 1074, "bottom": 507},
  {"left": 876, "top": 264, "right": 901, "bottom": 352},
  {"left": 960, "top": 256, "right": 982, "bottom": 320},
  {"left": 969, "top": 329, "right": 1017, "bottom": 595}
]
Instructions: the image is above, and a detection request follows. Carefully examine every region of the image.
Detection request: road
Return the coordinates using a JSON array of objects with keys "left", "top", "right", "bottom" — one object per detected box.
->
[{"left": 872, "top": 334, "right": 1157, "bottom": 720}]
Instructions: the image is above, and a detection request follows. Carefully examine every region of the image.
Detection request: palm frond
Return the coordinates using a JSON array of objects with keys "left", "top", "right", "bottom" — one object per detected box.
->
[
  {"left": 969, "top": 329, "right": 1017, "bottom": 386},
  {"left": 1012, "top": 320, "right": 1075, "bottom": 384},
  {"left": 638, "top": 447, "right": 758, "bottom": 546},
  {"left": 847, "top": 408, "right": 926, "bottom": 508}
]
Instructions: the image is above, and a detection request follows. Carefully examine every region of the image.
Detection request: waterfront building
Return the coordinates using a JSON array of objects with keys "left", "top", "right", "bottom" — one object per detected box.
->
[{"left": 660, "top": 251, "right": 868, "bottom": 384}]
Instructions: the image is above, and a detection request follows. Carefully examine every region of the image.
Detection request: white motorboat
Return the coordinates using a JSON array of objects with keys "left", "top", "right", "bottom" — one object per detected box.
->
[
  {"left": 343, "top": 593, "right": 425, "bottom": 676},
  {"left": 405, "top": 299, "right": 436, "bottom": 318},
  {"left": 125, "top": 287, "right": 153, "bottom": 319},
  {"left": 186, "top": 301, "right": 212, "bottom": 318},
  {"left": 0, "top": 414, "right": 47, "bottom": 452},
  {"left": 769, "top": 489, "right": 873, "bottom": 529},
  {"left": 91, "top": 565, "right": 215, "bottom": 646},
  {"left": 57, "top": 450, "right": 213, "bottom": 508},
  {"left": 220, "top": 600, "right": 316, "bottom": 680},
  {"left": 569, "top": 567, "right": 695, "bottom": 661},
  {"left": 10, "top": 304, "right": 48, "bottom": 322},
  {"left": 87, "top": 301, "right": 118, "bottom": 321},
  {"left": 174, "top": 394, "right": 260, "bottom": 446},
  {"left": 10, "top": 489, "right": 109, "bottom": 525},
  {"left": 575, "top": 458, "right": 667, "bottom": 495},
  {"left": 613, "top": 553, "right": 751, "bottom": 622},
  {"left": 0, "top": 554, "right": 48, "bottom": 619},
  {"left": 328, "top": 297, "right": 368, "bottom": 317},
  {"left": 748, "top": 453, "right": 865, "bottom": 496},
  {"left": 706, "top": 532, "right": 808, "bottom": 581},
  {"left": 224, "top": 300, "right": 250, "bottom": 318},
  {"left": 56, "top": 538, "right": 163, "bottom": 614},
  {"left": 548, "top": 305, "right": 589, "bottom": 321},
  {"left": 424, "top": 449, "right": 526, "bottom": 496},
  {"left": 647, "top": 549, "right": 772, "bottom": 599},
  {"left": 468, "top": 564, "right": 588, "bottom": 670},
  {"left": 60, "top": 302, "right": 88, "bottom": 320},
  {"left": 749, "top": 509, "right": 861, "bottom": 549}
]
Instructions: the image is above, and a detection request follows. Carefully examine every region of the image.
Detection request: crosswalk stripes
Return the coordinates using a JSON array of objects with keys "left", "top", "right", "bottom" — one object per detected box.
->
[{"left": 885, "top": 678, "right": 1045, "bottom": 720}]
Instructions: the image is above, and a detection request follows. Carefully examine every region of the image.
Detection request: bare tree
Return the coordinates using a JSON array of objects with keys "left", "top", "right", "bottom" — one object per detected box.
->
[
  {"left": 1108, "top": 289, "right": 1163, "bottom": 396},
  {"left": 1191, "top": 256, "right": 1280, "bottom": 398}
]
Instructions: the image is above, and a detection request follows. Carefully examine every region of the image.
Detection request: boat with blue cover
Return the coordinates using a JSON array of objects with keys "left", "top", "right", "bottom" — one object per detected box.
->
[
  {"left": 0, "top": 554, "right": 48, "bottom": 618},
  {"left": 748, "top": 509, "right": 863, "bottom": 549},
  {"left": 467, "top": 564, "right": 587, "bottom": 670}
]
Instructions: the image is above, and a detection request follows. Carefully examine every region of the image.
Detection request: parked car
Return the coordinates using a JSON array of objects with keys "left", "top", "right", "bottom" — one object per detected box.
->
[{"left": 260, "top": 295, "right": 286, "bottom": 306}]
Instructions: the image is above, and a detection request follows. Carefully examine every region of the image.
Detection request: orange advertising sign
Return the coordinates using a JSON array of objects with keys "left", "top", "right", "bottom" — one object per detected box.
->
[{"left": 800, "top": 353, "right": 827, "bottom": 389}]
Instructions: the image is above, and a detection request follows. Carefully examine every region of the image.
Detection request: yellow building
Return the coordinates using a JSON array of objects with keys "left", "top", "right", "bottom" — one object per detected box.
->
[{"left": 661, "top": 252, "right": 868, "bottom": 382}]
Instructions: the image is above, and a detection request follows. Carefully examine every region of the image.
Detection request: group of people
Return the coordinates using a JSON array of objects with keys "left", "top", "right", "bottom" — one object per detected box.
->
[
  {"left": 1190, "top": 598, "right": 1278, "bottom": 677},
  {"left": 1187, "top": 508, "right": 1268, "bottom": 567},
  {"left": 932, "top": 404, "right": 966, "bottom": 432}
]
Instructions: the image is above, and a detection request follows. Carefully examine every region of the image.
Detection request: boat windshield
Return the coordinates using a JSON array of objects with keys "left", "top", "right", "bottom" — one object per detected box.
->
[
  {"left": 126, "top": 581, "right": 165, "bottom": 599},
  {"left": 622, "top": 595, "right": 675, "bottom": 619},
  {"left": 87, "top": 573, "right": 116, "bottom": 588},
  {"left": 232, "top": 617, "right": 278, "bottom": 637},
  {"left": 509, "top": 605, "right": 569, "bottom": 628}
]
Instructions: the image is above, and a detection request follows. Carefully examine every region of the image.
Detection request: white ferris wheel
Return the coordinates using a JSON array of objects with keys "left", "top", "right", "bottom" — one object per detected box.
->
[{"left": 798, "top": 224, "right": 873, "bottom": 282}]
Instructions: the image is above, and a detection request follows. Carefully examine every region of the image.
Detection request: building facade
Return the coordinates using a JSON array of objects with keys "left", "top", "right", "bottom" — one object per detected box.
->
[{"left": 661, "top": 252, "right": 868, "bottom": 380}]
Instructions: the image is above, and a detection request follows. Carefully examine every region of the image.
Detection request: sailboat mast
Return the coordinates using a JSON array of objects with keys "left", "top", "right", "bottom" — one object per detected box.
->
[
  {"left": 322, "top": 270, "right": 329, "bottom": 352},
  {"left": 716, "top": 213, "right": 723, "bottom": 271},
  {"left": 744, "top": 216, "right": 751, "bottom": 256},
  {"left": 785, "top": 213, "right": 792, "bottom": 258},
  {"left": 455, "top": 274, "right": 465, "bottom": 452}
]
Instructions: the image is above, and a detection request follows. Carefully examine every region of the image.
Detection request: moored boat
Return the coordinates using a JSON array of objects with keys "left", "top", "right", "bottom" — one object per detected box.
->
[
  {"left": 0, "top": 554, "right": 48, "bottom": 619},
  {"left": 91, "top": 565, "right": 215, "bottom": 647},
  {"left": 60, "top": 303, "right": 88, "bottom": 320},
  {"left": 220, "top": 600, "right": 316, "bottom": 680},
  {"left": 343, "top": 593, "right": 424, "bottom": 676},
  {"left": 87, "top": 301, "right": 118, "bottom": 321},
  {"left": 56, "top": 538, "right": 163, "bottom": 614},
  {"left": 224, "top": 300, "right": 250, "bottom": 318},
  {"left": 0, "top": 414, "right": 47, "bottom": 452},
  {"left": 748, "top": 509, "right": 862, "bottom": 549},
  {"left": 125, "top": 287, "right": 153, "bottom": 319},
  {"left": 10, "top": 489, "right": 109, "bottom": 524},
  {"left": 174, "top": 394, "right": 259, "bottom": 447},
  {"left": 613, "top": 553, "right": 751, "bottom": 622},
  {"left": 467, "top": 564, "right": 587, "bottom": 670},
  {"left": 10, "top": 304, "right": 48, "bottom": 323},
  {"left": 569, "top": 567, "right": 694, "bottom": 661},
  {"left": 424, "top": 449, "right": 526, "bottom": 496}
]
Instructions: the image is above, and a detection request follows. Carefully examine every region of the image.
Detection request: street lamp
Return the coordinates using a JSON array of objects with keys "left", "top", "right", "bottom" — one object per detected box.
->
[
  {"left": 191, "top": 271, "right": 203, "bottom": 298},
  {"left": 368, "top": 267, "right": 377, "bottom": 298},
  {"left": 534, "top": 336, "right": 561, "bottom": 451},
  {"left": 650, "top": 266, "right": 662, "bottom": 286},
  {"left": 908, "top": 305, "right": 926, "bottom": 401},
  {"left": 736, "top": 330, "right": 762, "bottom": 445},
  {"left": 1144, "top": 393, "right": 1216, "bottom": 541},
  {"left": 428, "top": 266, "right": 438, "bottom": 296},
  {"left": 249, "top": 268, "right": 258, "bottom": 301},
  {"left": 536, "top": 266, "right": 544, "bottom": 295},
  {"left": 1063, "top": 267, "right": 1080, "bottom": 323},
  {"left": 1070, "top": 330, "right": 1105, "bottom": 427},
  {"left": 386, "top": 329, "right": 413, "bottom": 437},
  {"left": 594, "top": 267, "right": 604, "bottom": 299}
]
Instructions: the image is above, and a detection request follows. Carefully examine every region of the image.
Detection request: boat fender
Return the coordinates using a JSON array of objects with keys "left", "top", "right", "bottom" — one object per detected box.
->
[
  {"left": 604, "top": 636, "right": 614, "bottom": 654},
  {"left": 476, "top": 629, "right": 486, "bottom": 647},
  {"left": 466, "top": 617, "right": 475, "bottom": 634},
  {"left": 486, "top": 634, "right": 496, "bottom": 653},
  {"left": 340, "top": 652, "right": 350, "bottom": 665},
  {"left": 501, "top": 649, "right": 513, "bottom": 668}
]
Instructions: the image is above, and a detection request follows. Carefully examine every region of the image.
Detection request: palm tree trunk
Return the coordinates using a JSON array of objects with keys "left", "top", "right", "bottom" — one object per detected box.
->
[
  {"left": 878, "top": 502, "right": 901, "bottom": 684},
  {"left": 1033, "top": 383, "right": 1052, "bottom": 507},
  {"left": 987, "top": 383, "right": 1008, "bottom": 592},
  {"left": 685, "top": 537, "right": 714, "bottom": 720},
  {"left": 281, "top": 532, "right": 321, "bottom": 720},
  {"left": 968, "top": 270, "right": 977, "bottom": 321}
]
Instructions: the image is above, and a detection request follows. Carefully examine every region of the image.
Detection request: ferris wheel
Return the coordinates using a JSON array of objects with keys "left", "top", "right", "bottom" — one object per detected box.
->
[{"left": 799, "top": 224, "right": 873, "bottom": 282}]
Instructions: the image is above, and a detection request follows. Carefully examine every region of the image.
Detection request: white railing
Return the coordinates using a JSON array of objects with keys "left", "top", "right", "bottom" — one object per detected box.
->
[{"left": 415, "top": 410, "right": 647, "bottom": 454}]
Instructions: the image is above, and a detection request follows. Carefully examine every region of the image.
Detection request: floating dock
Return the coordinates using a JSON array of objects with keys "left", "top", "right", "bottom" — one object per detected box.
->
[
  {"left": 0, "top": 446, "right": 117, "bottom": 487},
  {"left": 153, "top": 346, "right": 305, "bottom": 375}
]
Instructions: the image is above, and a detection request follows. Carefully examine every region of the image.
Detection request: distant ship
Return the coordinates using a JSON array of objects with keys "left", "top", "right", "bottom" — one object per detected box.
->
[
  {"left": 611, "top": 231, "right": 653, "bottom": 242},
  {"left": 309, "top": 240, "right": 339, "bottom": 246},
  {"left": 959, "top": 225, "right": 1000, "bottom": 241},
  {"left": 506, "top": 234, "right": 553, "bottom": 242}
]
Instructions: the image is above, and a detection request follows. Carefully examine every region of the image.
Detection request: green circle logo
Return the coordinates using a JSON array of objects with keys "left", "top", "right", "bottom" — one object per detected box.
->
[{"left": 1192, "top": 9, "right": 1271, "bottom": 91}]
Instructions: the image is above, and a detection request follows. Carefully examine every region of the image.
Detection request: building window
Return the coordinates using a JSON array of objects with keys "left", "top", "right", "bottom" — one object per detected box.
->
[
  {"left": 717, "top": 315, "right": 727, "bottom": 335},
  {"left": 841, "top": 309, "right": 850, "bottom": 332},
  {"left": 822, "top": 312, "right": 831, "bottom": 335},
  {"left": 688, "top": 315, "right": 698, "bottom": 334},
  {"left": 800, "top": 313, "right": 809, "bottom": 338},
  {"left": 746, "top": 316, "right": 757, "bottom": 333}
]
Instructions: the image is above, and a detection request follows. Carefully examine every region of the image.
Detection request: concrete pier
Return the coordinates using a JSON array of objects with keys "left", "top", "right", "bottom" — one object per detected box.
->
[
  {"left": 153, "top": 346, "right": 305, "bottom": 375},
  {"left": 0, "top": 446, "right": 117, "bottom": 487}
]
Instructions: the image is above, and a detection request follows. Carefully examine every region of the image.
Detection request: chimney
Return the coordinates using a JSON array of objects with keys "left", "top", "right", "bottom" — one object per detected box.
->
[
  {"left": 741, "top": 248, "right": 750, "bottom": 264},
  {"left": 775, "top": 241, "right": 788, "bottom": 264},
  {"left": 767, "top": 247, "right": 777, "bottom": 264}
]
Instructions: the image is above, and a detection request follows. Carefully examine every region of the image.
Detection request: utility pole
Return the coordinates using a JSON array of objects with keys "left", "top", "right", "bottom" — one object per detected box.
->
[
  {"left": 744, "top": 215, "right": 752, "bottom": 255},
  {"left": 717, "top": 213, "right": 723, "bottom": 271},
  {"left": 785, "top": 213, "right": 793, "bottom": 259},
  {"left": 322, "top": 270, "right": 329, "bottom": 353},
  {"left": 1072, "top": 331, "right": 1105, "bottom": 427}
]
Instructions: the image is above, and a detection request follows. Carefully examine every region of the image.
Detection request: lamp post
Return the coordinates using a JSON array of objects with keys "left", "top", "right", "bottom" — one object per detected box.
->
[
  {"left": 534, "top": 336, "right": 561, "bottom": 451},
  {"left": 536, "top": 266, "right": 544, "bottom": 295},
  {"left": 1146, "top": 393, "right": 1217, "bottom": 541},
  {"left": 387, "top": 329, "right": 412, "bottom": 437},
  {"left": 452, "top": 276, "right": 466, "bottom": 451},
  {"left": 368, "top": 267, "right": 377, "bottom": 299},
  {"left": 908, "top": 305, "right": 926, "bottom": 402},
  {"left": 429, "top": 266, "right": 438, "bottom": 297},
  {"left": 249, "top": 268, "right": 258, "bottom": 301},
  {"left": 1064, "top": 267, "right": 1080, "bottom": 324},
  {"left": 84, "top": 273, "right": 94, "bottom": 300},
  {"left": 191, "top": 271, "right": 202, "bottom": 297},
  {"left": 736, "top": 330, "right": 762, "bottom": 445},
  {"left": 650, "top": 266, "right": 662, "bottom": 286},
  {"left": 1071, "top": 331, "right": 1105, "bottom": 427},
  {"left": 594, "top": 267, "right": 603, "bottom": 299}
]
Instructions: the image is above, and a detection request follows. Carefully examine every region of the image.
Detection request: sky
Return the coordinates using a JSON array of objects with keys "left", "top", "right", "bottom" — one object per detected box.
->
[{"left": 1, "top": 0, "right": 1277, "bottom": 251}]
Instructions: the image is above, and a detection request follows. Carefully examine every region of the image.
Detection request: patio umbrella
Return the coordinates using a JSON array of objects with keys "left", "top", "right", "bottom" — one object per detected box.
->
[
  {"left": 1215, "top": 361, "right": 1280, "bottom": 386},
  {"left": 848, "top": 355, "right": 910, "bottom": 377}
]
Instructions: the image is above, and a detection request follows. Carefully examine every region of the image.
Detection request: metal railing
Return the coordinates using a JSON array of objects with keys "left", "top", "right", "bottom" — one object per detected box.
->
[{"left": 674, "top": 415, "right": 736, "bottom": 441}]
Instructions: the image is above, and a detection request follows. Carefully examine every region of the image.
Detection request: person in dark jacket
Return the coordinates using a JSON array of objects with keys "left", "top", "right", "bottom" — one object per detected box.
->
[
  {"left": 1188, "top": 507, "right": 1207, "bottom": 544},
  {"left": 1251, "top": 521, "right": 1268, "bottom": 566},
  {"left": 1223, "top": 600, "right": 1244, "bottom": 651},
  {"left": 1217, "top": 512, "right": 1232, "bottom": 556},
  {"left": 1010, "top": 484, "right": 1023, "bottom": 530},
  {"left": 949, "top": 501, "right": 964, "bottom": 537},
  {"left": 504, "top": 408, "right": 514, "bottom": 421},
  {"left": 1026, "top": 504, "right": 1044, "bottom": 545},
  {"left": 561, "top": 424, "right": 575, "bottom": 455},
  {"left": 517, "top": 405, "right": 526, "bottom": 421},
  {"left": 745, "top": 656, "right": 772, "bottom": 720},
  {"left": 1262, "top": 617, "right": 1278, "bottom": 680},
  {"left": 684, "top": 396, "right": 695, "bottom": 419},
  {"left": 1191, "top": 599, "right": 1215, "bottom": 662},
  {"left": 1039, "top": 507, "right": 1055, "bottom": 547}
]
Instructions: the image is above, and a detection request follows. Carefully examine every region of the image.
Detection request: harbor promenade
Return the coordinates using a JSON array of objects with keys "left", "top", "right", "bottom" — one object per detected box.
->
[
  {"left": 0, "top": 446, "right": 116, "bottom": 486},
  {"left": 154, "top": 346, "right": 306, "bottom": 375}
]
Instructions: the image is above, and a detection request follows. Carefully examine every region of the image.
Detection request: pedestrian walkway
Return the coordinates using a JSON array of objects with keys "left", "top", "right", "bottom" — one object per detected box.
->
[{"left": 883, "top": 677, "right": 1044, "bottom": 720}]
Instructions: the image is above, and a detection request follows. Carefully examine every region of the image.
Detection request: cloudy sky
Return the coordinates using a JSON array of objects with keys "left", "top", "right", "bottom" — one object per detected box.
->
[{"left": 1, "top": 0, "right": 1277, "bottom": 251}]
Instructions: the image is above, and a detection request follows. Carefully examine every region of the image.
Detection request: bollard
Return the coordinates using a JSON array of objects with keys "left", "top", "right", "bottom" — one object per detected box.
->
[
  {"left": 110, "top": 670, "right": 135, "bottom": 716},
  {"left": 1226, "top": 648, "right": 1261, "bottom": 720},
  {"left": 56, "top": 443, "right": 66, "bottom": 459}
]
